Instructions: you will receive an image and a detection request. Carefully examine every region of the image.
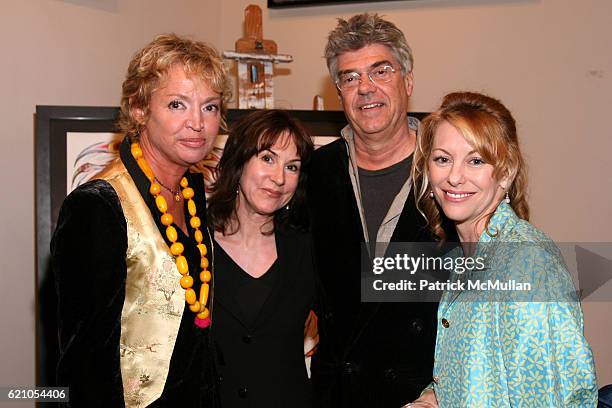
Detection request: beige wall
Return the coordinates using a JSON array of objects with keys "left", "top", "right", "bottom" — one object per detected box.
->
[{"left": 1, "top": 0, "right": 610, "bottom": 395}]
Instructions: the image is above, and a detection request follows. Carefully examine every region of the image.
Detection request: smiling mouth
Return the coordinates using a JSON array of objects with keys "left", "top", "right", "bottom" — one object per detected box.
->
[
  {"left": 444, "top": 190, "right": 475, "bottom": 199},
  {"left": 263, "top": 188, "right": 282, "bottom": 198},
  {"left": 359, "top": 103, "right": 384, "bottom": 110}
]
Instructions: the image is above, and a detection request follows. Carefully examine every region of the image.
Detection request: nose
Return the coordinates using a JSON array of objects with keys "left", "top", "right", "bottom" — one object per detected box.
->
[
  {"left": 187, "top": 109, "right": 203, "bottom": 132},
  {"left": 447, "top": 162, "right": 465, "bottom": 186},
  {"left": 270, "top": 164, "right": 285, "bottom": 186},
  {"left": 357, "top": 75, "right": 377, "bottom": 94}
]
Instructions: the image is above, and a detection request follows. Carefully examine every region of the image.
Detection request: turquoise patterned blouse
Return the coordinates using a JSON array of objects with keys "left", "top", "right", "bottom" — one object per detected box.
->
[{"left": 430, "top": 201, "right": 597, "bottom": 407}]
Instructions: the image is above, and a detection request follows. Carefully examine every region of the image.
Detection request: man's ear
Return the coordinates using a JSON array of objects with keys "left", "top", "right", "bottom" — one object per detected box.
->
[{"left": 404, "top": 71, "right": 414, "bottom": 97}]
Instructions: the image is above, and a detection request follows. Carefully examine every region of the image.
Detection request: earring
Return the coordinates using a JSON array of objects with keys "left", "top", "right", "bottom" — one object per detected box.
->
[
  {"left": 285, "top": 204, "right": 290, "bottom": 211},
  {"left": 429, "top": 190, "right": 434, "bottom": 199},
  {"left": 505, "top": 191, "right": 510, "bottom": 204}
]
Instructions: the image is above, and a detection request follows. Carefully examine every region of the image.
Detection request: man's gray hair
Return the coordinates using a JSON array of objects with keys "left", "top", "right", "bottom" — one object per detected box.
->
[{"left": 325, "top": 13, "right": 414, "bottom": 84}]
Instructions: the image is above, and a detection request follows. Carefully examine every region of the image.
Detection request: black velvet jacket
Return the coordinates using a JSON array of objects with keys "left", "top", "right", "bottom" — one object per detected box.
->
[
  {"left": 51, "top": 138, "right": 217, "bottom": 407},
  {"left": 308, "top": 138, "right": 439, "bottom": 408}
]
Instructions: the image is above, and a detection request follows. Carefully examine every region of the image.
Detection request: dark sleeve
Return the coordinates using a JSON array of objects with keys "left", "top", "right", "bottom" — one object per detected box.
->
[{"left": 51, "top": 180, "right": 127, "bottom": 407}]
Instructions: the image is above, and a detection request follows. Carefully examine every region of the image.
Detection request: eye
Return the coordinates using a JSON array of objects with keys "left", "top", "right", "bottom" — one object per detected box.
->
[
  {"left": 432, "top": 155, "right": 451, "bottom": 165},
  {"left": 371, "top": 65, "right": 393, "bottom": 80},
  {"left": 286, "top": 163, "right": 300, "bottom": 173},
  {"left": 469, "top": 157, "right": 486, "bottom": 166},
  {"left": 203, "top": 103, "right": 219, "bottom": 113},
  {"left": 260, "top": 153, "right": 274, "bottom": 163},
  {"left": 339, "top": 72, "right": 359, "bottom": 85},
  {"left": 168, "top": 100, "right": 185, "bottom": 110}
]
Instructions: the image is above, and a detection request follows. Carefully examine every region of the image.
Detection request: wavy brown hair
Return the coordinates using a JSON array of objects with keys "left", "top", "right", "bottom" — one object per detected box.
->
[
  {"left": 207, "top": 110, "right": 314, "bottom": 235},
  {"left": 118, "top": 33, "right": 231, "bottom": 139},
  {"left": 413, "top": 91, "right": 529, "bottom": 242}
]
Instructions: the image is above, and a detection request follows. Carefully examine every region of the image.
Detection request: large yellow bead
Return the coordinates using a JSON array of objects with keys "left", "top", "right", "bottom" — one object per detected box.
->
[
  {"left": 185, "top": 288, "right": 196, "bottom": 304},
  {"left": 176, "top": 255, "right": 189, "bottom": 275},
  {"left": 180, "top": 275, "right": 194, "bottom": 289},
  {"left": 180, "top": 177, "right": 189, "bottom": 188},
  {"left": 130, "top": 143, "right": 143, "bottom": 159},
  {"left": 187, "top": 199, "right": 197, "bottom": 216},
  {"left": 166, "top": 226, "right": 178, "bottom": 242},
  {"left": 190, "top": 216, "right": 201, "bottom": 229},
  {"left": 189, "top": 300, "right": 201, "bottom": 313},
  {"left": 199, "top": 283, "right": 210, "bottom": 305},
  {"left": 194, "top": 230, "right": 203, "bottom": 244},
  {"left": 149, "top": 182, "right": 161, "bottom": 196},
  {"left": 170, "top": 242, "right": 184, "bottom": 256},
  {"left": 200, "top": 257, "right": 209, "bottom": 269},
  {"left": 200, "top": 270, "right": 212, "bottom": 283},
  {"left": 182, "top": 187, "right": 194, "bottom": 199},
  {"left": 137, "top": 158, "right": 155, "bottom": 181},
  {"left": 161, "top": 213, "right": 174, "bottom": 226},
  {"left": 197, "top": 308, "right": 210, "bottom": 320},
  {"left": 155, "top": 195, "right": 168, "bottom": 213}
]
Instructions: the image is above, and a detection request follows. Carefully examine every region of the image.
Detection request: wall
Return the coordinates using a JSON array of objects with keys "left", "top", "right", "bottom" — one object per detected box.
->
[{"left": 0, "top": 0, "right": 609, "bottom": 398}]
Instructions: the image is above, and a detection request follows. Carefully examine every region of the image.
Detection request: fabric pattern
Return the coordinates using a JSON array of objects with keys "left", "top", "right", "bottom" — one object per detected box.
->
[{"left": 432, "top": 201, "right": 597, "bottom": 407}]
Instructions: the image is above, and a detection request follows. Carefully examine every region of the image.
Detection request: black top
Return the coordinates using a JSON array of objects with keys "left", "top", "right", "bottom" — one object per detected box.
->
[
  {"left": 212, "top": 230, "right": 316, "bottom": 408},
  {"left": 51, "top": 137, "right": 217, "bottom": 407}
]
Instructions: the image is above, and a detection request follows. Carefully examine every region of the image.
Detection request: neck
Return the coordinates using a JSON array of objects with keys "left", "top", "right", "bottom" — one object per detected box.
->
[
  {"left": 232, "top": 198, "right": 275, "bottom": 240},
  {"left": 354, "top": 124, "right": 415, "bottom": 170},
  {"left": 138, "top": 136, "right": 186, "bottom": 188}
]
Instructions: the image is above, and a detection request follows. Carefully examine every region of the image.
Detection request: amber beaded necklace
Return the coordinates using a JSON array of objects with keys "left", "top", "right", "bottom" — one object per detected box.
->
[{"left": 131, "top": 142, "right": 212, "bottom": 328}]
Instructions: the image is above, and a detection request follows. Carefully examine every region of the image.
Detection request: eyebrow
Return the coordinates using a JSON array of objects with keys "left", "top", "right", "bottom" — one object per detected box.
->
[
  {"left": 263, "top": 148, "right": 301, "bottom": 162},
  {"left": 336, "top": 60, "right": 394, "bottom": 77},
  {"left": 432, "top": 148, "right": 479, "bottom": 156},
  {"left": 165, "top": 93, "right": 221, "bottom": 103}
]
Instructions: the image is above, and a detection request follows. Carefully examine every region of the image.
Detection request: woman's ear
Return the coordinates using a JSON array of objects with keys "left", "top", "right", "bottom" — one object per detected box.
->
[{"left": 499, "top": 169, "right": 516, "bottom": 191}]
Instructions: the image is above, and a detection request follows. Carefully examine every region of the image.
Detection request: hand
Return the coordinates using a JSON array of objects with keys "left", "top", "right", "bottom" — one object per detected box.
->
[{"left": 401, "top": 389, "right": 438, "bottom": 408}]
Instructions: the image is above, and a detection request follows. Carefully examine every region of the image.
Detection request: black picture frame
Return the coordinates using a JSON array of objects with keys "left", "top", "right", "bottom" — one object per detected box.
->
[{"left": 268, "top": 0, "right": 400, "bottom": 8}]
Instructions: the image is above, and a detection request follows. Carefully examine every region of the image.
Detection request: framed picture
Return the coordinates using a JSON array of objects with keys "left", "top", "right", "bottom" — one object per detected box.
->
[{"left": 268, "top": 0, "right": 399, "bottom": 8}]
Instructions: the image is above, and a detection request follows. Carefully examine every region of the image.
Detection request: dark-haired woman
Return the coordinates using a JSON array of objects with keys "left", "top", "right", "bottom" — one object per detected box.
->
[{"left": 208, "top": 109, "right": 315, "bottom": 407}]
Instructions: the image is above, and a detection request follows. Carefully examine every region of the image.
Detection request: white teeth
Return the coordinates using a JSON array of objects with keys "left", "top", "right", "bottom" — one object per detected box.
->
[
  {"left": 360, "top": 103, "right": 383, "bottom": 109},
  {"left": 447, "top": 192, "right": 472, "bottom": 198}
]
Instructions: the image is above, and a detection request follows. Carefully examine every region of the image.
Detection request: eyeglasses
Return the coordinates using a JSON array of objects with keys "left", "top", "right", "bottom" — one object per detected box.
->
[{"left": 335, "top": 65, "right": 397, "bottom": 91}]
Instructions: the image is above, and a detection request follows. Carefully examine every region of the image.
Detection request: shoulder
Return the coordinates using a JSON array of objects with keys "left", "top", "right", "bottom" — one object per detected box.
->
[
  {"left": 312, "top": 138, "right": 346, "bottom": 163},
  {"left": 62, "top": 179, "right": 121, "bottom": 212},
  {"left": 276, "top": 225, "right": 312, "bottom": 247}
]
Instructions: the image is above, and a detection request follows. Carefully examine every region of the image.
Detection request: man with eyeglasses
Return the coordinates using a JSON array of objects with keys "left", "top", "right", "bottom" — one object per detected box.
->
[{"left": 308, "top": 13, "right": 438, "bottom": 407}]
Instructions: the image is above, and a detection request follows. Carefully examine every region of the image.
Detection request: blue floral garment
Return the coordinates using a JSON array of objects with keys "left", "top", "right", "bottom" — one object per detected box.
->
[{"left": 431, "top": 201, "right": 597, "bottom": 407}]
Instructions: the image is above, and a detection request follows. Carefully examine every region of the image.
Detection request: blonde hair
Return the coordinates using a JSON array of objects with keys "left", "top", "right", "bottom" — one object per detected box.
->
[
  {"left": 413, "top": 91, "right": 529, "bottom": 241},
  {"left": 118, "top": 33, "right": 231, "bottom": 138}
]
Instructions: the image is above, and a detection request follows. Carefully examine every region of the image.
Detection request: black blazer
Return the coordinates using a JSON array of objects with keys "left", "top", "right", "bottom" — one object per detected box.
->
[
  {"left": 308, "top": 139, "right": 439, "bottom": 408},
  {"left": 212, "top": 228, "right": 315, "bottom": 408}
]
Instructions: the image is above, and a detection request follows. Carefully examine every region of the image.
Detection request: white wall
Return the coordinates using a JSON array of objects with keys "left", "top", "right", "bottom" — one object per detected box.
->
[{"left": 0, "top": 0, "right": 610, "bottom": 397}]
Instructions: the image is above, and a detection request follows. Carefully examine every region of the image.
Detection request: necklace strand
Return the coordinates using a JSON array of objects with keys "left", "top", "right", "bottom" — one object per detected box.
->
[
  {"left": 154, "top": 176, "right": 182, "bottom": 202},
  {"left": 131, "top": 142, "right": 212, "bottom": 328}
]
